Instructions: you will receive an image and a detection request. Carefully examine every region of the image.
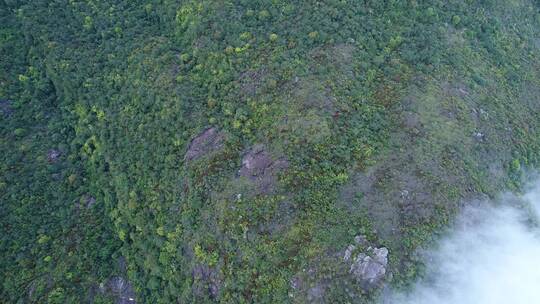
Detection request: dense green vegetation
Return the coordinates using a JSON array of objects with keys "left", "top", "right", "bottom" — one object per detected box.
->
[{"left": 1, "top": 0, "right": 540, "bottom": 303}]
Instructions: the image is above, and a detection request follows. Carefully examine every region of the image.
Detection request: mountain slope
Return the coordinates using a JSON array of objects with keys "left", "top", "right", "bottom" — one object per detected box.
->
[{"left": 1, "top": 1, "right": 540, "bottom": 303}]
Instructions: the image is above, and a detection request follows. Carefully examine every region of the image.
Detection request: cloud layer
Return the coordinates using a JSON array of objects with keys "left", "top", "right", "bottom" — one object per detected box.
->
[{"left": 389, "top": 180, "right": 540, "bottom": 304}]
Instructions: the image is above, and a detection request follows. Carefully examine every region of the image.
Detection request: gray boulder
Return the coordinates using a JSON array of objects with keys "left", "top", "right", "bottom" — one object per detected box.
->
[
  {"left": 349, "top": 247, "right": 388, "bottom": 288},
  {"left": 192, "top": 264, "right": 221, "bottom": 299},
  {"left": 47, "top": 149, "right": 61, "bottom": 163},
  {"left": 239, "top": 144, "right": 288, "bottom": 194},
  {"left": 344, "top": 236, "right": 389, "bottom": 290},
  {"left": 102, "top": 276, "right": 136, "bottom": 304},
  {"left": 184, "top": 127, "right": 225, "bottom": 163}
]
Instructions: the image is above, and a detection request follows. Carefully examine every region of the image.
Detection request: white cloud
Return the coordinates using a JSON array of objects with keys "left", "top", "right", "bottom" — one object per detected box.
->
[{"left": 388, "top": 180, "right": 540, "bottom": 304}]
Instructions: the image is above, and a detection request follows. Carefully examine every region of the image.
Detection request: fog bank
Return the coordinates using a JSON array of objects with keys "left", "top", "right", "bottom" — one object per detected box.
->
[{"left": 388, "top": 179, "right": 540, "bottom": 304}]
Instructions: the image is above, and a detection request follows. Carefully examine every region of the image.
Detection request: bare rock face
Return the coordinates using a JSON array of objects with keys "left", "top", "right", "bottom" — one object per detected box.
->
[
  {"left": 192, "top": 264, "right": 221, "bottom": 299},
  {"left": 343, "top": 235, "right": 389, "bottom": 290},
  {"left": 349, "top": 248, "right": 388, "bottom": 288},
  {"left": 184, "top": 127, "right": 225, "bottom": 163},
  {"left": 47, "top": 149, "right": 61, "bottom": 163},
  {"left": 76, "top": 195, "right": 96, "bottom": 209},
  {"left": 85, "top": 195, "right": 96, "bottom": 208},
  {"left": 289, "top": 267, "right": 328, "bottom": 303},
  {"left": 288, "top": 234, "right": 386, "bottom": 302},
  {"left": 104, "top": 276, "right": 136, "bottom": 304},
  {"left": 307, "top": 282, "right": 326, "bottom": 303},
  {"left": 239, "top": 145, "right": 288, "bottom": 194},
  {"left": 239, "top": 68, "right": 268, "bottom": 97}
]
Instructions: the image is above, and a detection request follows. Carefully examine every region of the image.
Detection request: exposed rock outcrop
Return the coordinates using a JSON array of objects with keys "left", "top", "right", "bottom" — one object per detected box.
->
[
  {"left": 289, "top": 267, "right": 328, "bottom": 303},
  {"left": 239, "top": 144, "right": 288, "bottom": 194},
  {"left": 344, "top": 235, "right": 389, "bottom": 290},
  {"left": 184, "top": 127, "right": 225, "bottom": 163},
  {"left": 192, "top": 264, "right": 221, "bottom": 299},
  {"left": 47, "top": 149, "right": 61, "bottom": 163},
  {"left": 75, "top": 195, "right": 96, "bottom": 210},
  {"left": 85, "top": 195, "right": 96, "bottom": 208},
  {"left": 102, "top": 276, "right": 136, "bottom": 304}
]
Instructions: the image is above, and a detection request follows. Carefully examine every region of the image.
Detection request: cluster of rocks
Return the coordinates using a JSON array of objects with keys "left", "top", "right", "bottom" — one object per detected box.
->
[
  {"left": 289, "top": 235, "right": 389, "bottom": 302},
  {"left": 184, "top": 129, "right": 291, "bottom": 299},
  {"left": 185, "top": 128, "right": 288, "bottom": 195},
  {"left": 344, "top": 235, "right": 389, "bottom": 290},
  {"left": 185, "top": 129, "right": 390, "bottom": 300}
]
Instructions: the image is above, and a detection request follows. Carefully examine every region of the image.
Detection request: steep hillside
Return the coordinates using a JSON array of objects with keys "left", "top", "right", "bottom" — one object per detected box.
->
[{"left": 1, "top": 1, "right": 540, "bottom": 303}]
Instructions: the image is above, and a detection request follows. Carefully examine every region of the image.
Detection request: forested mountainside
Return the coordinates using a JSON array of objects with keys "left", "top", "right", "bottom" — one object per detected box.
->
[{"left": 1, "top": 1, "right": 540, "bottom": 303}]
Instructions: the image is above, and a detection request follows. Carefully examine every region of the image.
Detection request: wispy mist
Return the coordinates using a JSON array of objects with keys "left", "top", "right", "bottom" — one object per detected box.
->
[{"left": 388, "top": 179, "right": 540, "bottom": 304}]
